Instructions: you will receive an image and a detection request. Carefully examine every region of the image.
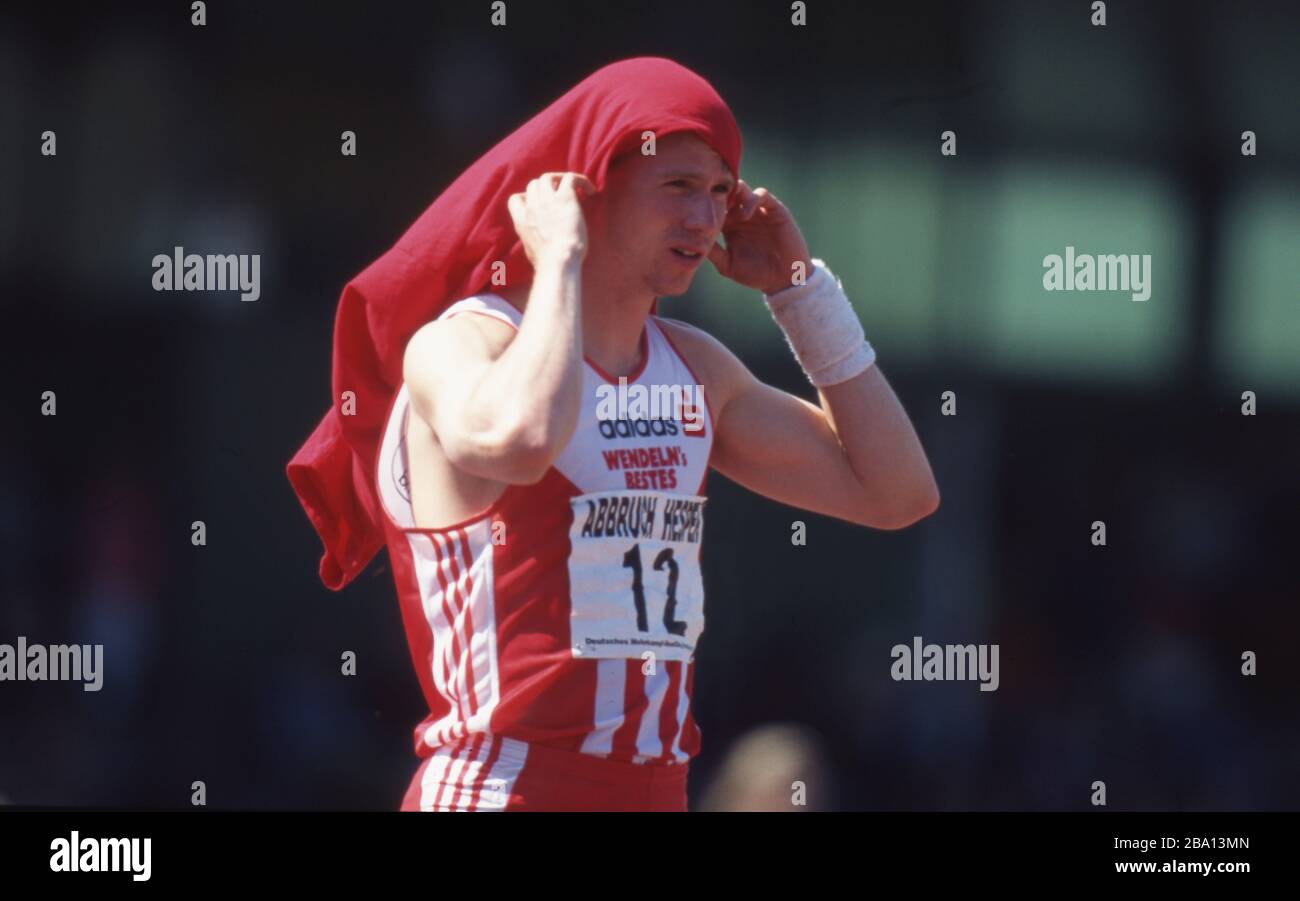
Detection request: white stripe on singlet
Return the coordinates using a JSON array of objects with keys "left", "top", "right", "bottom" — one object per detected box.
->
[
  {"left": 419, "top": 734, "right": 527, "bottom": 811},
  {"left": 580, "top": 659, "right": 628, "bottom": 757},
  {"left": 410, "top": 526, "right": 501, "bottom": 750}
]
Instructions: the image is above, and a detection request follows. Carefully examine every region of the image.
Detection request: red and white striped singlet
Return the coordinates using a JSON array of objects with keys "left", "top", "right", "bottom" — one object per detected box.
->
[{"left": 376, "top": 294, "right": 713, "bottom": 810}]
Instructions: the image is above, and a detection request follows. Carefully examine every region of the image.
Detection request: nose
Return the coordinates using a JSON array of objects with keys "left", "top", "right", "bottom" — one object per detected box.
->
[{"left": 684, "top": 190, "right": 725, "bottom": 235}]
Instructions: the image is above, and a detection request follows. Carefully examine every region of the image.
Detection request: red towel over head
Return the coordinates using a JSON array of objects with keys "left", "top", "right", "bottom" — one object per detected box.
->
[{"left": 286, "top": 56, "right": 744, "bottom": 590}]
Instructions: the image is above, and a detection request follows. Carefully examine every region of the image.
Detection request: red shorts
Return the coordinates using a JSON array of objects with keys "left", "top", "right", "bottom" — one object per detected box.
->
[{"left": 399, "top": 732, "right": 689, "bottom": 812}]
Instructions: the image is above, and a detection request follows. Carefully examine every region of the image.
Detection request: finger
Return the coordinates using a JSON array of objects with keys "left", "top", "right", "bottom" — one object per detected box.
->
[
  {"left": 741, "top": 185, "right": 768, "bottom": 220},
  {"left": 755, "top": 187, "right": 787, "bottom": 215},
  {"left": 731, "top": 180, "right": 753, "bottom": 212},
  {"left": 706, "top": 239, "right": 729, "bottom": 275},
  {"left": 530, "top": 173, "right": 561, "bottom": 195},
  {"left": 560, "top": 172, "right": 597, "bottom": 198},
  {"left": 748, "top": 187, "right": 773, "bottom": 215},
  {"left": 750, "top": 190, "right": 788, "bottom": 224},
  {"left": 541, "top": 172, "right": 575, "bottom": 191}
]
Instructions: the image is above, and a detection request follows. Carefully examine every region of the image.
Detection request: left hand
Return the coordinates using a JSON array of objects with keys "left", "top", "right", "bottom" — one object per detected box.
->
[{"left": 707, "top": 179, "right": 813, "bottom": 295}]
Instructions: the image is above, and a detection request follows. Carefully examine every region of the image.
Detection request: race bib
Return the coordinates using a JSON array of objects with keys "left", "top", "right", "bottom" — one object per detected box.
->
[{"left": 567, "top": 490, "right": 706, "bottom": 662}]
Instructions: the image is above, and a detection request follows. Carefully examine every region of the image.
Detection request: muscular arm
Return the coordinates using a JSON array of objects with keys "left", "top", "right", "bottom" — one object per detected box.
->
[
  {"left": 402, "top": 170, "right": 593, "bottom": 485},
  {"left": 689, "top": 177, "right": 939, "bottom": 529},
  {"left": 402, "top": 254, "right": 584, "bottom": 484},
  {"left": 660, "top": 319, "right": 939, "bottom": 530}
]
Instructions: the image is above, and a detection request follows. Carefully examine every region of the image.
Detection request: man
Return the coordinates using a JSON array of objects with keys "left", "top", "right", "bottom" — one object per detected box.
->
[{"left": 286, "top": 57, "right": 937, "bottom": 812}]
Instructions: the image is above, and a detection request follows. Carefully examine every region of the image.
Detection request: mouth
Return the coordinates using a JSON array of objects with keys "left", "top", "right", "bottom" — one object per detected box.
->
[{"left": 669, "top": 244, "right": 707, "bottom": 266}]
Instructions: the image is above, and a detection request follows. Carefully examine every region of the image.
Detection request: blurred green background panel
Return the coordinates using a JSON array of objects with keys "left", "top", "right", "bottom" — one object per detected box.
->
[
  {"left": 684, "top": 131, "right": 946, "bottom": 360},
  {"left": 973, "top": 163, "right": 1191, "bottom": 383},
  {"left": 799, "top": 140, "right": 946, "bottom": 359},
  {"left": 1215, "top": 178, "right": 1300, "bottom": 397}
]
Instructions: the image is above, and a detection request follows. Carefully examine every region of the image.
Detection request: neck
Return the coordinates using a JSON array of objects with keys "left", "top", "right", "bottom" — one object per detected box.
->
[
  {"left": 580, "top": 257, "right": 656, "bottom": 378},
  {"left": 500, "top": 258, "right": 655, "bottom": 379}
]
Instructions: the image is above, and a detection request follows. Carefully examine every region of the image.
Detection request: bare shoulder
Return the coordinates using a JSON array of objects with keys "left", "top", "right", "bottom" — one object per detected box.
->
[
  {"left": 653, "top": 316, "right": 754, "bottom": 407},
  {"left": 403, "top": 308, "right": 518, "bottom": 428},
  {"left": 404, "top": 308, "right": 517, "bottom": 373}
]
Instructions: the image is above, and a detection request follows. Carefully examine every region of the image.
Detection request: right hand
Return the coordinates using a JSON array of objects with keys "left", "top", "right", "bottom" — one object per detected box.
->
[{"left": 507, "top": 172, "right": 595, "bottom": 268}]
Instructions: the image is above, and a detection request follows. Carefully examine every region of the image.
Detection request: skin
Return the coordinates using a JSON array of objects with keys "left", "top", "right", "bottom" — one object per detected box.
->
[{"left": 402, "top": 132, "right": 940, "bottom": 531}]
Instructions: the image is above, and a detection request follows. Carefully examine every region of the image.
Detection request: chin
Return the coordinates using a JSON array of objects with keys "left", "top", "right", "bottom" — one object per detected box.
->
[
  {"left": 648, "top": 272, "right": 696, "bottom": 299},
  {"left": 655, "top": 284, "right": 691, "bottom": 299}
]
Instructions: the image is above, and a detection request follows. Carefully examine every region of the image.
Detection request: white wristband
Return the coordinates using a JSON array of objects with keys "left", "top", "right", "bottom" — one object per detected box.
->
[{"left": 763, "top": 258, "right": 876, "bottom": 387}]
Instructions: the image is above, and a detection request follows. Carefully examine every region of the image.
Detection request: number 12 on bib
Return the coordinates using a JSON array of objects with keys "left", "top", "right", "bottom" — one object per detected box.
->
[{"left": 567, "top": 490, "right": 706, "bottom": 662}]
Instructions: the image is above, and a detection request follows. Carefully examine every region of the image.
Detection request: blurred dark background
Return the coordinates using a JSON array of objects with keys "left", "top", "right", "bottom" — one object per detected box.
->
[{"left": 2, "top": 0, "right": 1297, "bottom": 810}]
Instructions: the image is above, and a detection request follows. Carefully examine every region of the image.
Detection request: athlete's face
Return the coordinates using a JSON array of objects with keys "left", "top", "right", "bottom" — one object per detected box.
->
[{"left": 588, "top": 133, "right": 735, "bottom": 298}]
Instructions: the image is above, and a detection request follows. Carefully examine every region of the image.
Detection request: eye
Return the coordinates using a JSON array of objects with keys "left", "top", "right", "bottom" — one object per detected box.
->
[
  {"left": 666, "top": 180, "right": 689, "bottom": 189},
  {"left": 713, "top": 184, "right": 733, "bottom": 195}
]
